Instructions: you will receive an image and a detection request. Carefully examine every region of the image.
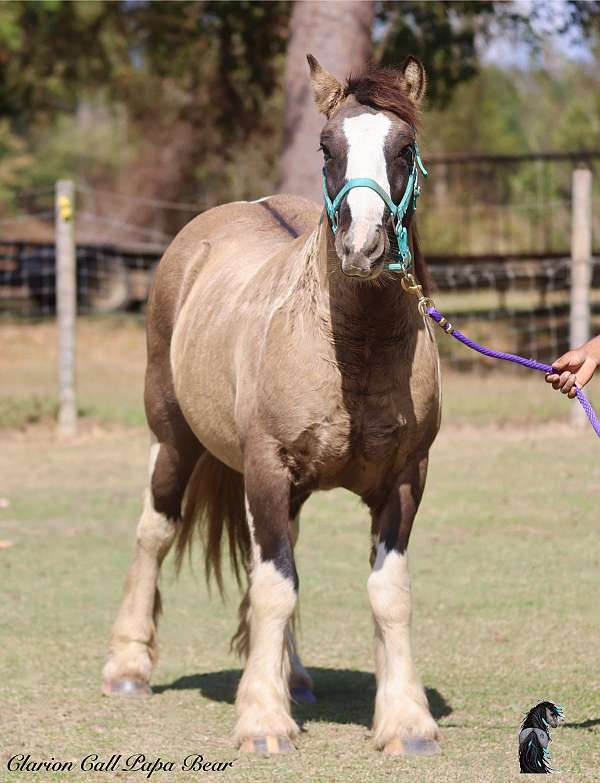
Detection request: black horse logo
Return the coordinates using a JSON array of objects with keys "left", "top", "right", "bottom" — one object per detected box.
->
[{"left": 519, "top": 701, "right": 564, "bottom": 773}]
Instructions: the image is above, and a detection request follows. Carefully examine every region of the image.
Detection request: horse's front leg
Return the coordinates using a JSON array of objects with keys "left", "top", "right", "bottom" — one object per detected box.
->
[
  {"left": 231, "top": 508, "right": 315, "bottom": 704},
  {"left": 235, "top": 443, "right": 300, "bottom": 753},
  {"left": 367, "top": 455, "right": 440, "bottom": 756}
]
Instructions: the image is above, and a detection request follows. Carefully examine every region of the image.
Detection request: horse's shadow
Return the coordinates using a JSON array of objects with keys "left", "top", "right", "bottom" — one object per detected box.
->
[
  {"left": 154, "top": 668, "right": 451, "bottom": 727},
  {"left": 564, "top": 718, "right": 600, "bottom": 730}
]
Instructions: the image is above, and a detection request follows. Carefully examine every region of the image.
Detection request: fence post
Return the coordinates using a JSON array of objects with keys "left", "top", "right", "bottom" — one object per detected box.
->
[
  {"left": 570, "top": 167, "right": 592, "bottom": 428},
  {"left": 55, "top": 179, "right": 77, "bottom": 436}
]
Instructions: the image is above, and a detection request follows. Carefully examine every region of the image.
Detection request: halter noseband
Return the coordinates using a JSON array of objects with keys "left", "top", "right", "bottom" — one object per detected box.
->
[{"left": 322, "top": 142, "right": 428, "bottom": 273}]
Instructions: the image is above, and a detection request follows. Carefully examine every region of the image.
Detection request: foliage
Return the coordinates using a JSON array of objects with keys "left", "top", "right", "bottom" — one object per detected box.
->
[
  {"left": 0, "top": 1, "right": 290, "bottom": 128},
  {"left": 0, "top": 0, "right": 290, "bottom": 223},
  {"left": 0, "top": 120, "right": 32, "bottom": 208},
  {"left": 376, "top": 1, "right": 495, "bottom": 106},
  {"left": 377, "top": 0, "right": 600, "bottom": 107},
  {"left": 418, "top": 52, "right": 600, "bottom": 256},
  {"left": 0, "top": 0, "right": 599, "bottom": 230}
]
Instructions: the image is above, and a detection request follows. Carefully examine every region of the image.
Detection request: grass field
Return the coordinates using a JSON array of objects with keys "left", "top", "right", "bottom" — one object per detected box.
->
[{"left": 2, "top": 318, "right": 600, "bottom": 783}]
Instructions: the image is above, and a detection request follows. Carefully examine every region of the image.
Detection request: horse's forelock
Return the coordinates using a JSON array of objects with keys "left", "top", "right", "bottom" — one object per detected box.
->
[{"left": 344, "top": 68, "right": 420, "bottom": 129}]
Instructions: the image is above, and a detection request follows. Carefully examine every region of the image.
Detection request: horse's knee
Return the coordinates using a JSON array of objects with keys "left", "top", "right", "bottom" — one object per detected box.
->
[
  {"left": 136, "top": 491, "right": 178, "bottom": 557},
  {"left": 150, "top": 445, "right": 186, "bottom": 519},
  {"left": 367, "top": 546, "right": 411, "bottom": 625},
  {"left": 249, "top": 560, "right": 297, "bottom": 621}
]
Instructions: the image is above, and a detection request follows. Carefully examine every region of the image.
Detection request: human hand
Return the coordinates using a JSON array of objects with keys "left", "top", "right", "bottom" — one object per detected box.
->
[{"left": 545, "top": 341, "right": 600, "bottom": 398}]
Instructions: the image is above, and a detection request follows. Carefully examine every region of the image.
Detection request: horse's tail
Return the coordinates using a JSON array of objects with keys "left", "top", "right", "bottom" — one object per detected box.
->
[
  {"left": 175, "top": 452, "right": 250, "bottom": 594},
  {"left": 519, "top": 730, "right": 551, "bottom": 774}
]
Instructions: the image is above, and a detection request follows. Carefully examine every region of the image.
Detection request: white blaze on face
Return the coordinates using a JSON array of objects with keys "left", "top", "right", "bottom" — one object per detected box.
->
[{"left": 343, "top": 113, "right": 392, "bottom": 253}]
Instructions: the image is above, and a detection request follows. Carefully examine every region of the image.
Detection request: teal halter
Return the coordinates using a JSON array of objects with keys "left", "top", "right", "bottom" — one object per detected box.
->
[{"left": 322, "top": 142, "right": 428, "bottom": 273}]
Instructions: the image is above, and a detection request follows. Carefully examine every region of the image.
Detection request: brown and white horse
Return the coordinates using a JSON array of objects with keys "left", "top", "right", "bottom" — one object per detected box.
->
[{"left": 103, "top": 55, "right": 442, "bottom": 757}]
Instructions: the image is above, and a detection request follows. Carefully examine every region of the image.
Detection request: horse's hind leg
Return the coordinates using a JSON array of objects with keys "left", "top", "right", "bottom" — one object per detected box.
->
[
  {"left": 287, "top": 625, "right": 314, "bottom": 704},
  {"left": 287, "top": 510, "right": 315, "bottom": 704},
  {"left": 367, "top": 455, "right": 440, "bottom": 756},
  {"left": 102, "top": 410, "right": 202, "bottom": 696}
]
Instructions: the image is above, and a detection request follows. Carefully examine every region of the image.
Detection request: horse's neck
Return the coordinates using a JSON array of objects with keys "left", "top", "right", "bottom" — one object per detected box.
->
[{"left": 307, "top": 215, "right": 419, "bottom": 344}]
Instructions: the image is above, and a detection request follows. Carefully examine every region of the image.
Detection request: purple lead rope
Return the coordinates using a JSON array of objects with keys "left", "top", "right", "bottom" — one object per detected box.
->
[{"left": 426, "top": 306, "right": 600, "bottom": 439}]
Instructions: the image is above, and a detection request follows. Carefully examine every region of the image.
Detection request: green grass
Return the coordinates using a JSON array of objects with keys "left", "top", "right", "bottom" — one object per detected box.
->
[
  {"left": 2, "top": 423, "right": 600, "bottom": 781},
  {"left": 2, "top": 318, "right": 600, "bottom": 781},
  {"left": 0, "top": 317, "right": 147, "bottom": 430}
]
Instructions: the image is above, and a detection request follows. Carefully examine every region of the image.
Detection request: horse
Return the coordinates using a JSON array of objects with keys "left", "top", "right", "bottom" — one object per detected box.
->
[
  {"left": 102, "top": 53, "right": 442, "bottom": 757},
  {"left": 518, "top": 701, "right": 564, "bottom": 773}
]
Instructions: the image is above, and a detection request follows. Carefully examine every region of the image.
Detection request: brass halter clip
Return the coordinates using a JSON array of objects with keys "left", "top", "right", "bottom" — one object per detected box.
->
[{"left": 400, "top": 272, "right": 435, "bottom": 318}]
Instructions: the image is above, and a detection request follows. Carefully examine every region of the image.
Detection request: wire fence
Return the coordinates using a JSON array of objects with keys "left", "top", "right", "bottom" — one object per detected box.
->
[
  {"left": 421, "top": 150, "right": 600, "bottom": 257},
  {"left": 2, "top": 238, "right": 599, "bottom": 368},
  {"left": 0, "top": 154, "right": 597, "bottom": 374},
  {"left": 0, "top": 240, "right": 159, "bottom": 316},
  {"left": 430, "top": 256, "right": 600, "bottom": 369}
]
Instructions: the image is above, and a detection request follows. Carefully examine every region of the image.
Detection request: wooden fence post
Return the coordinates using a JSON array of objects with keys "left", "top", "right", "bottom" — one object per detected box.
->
[
  {"left": 55, "top": 180, "right": 77, "bottom": 436},
  {"left": 570, "top": 167, "right": 592, "bottom": 428}
]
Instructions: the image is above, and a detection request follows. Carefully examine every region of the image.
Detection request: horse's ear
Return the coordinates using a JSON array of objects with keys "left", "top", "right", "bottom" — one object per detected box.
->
[
  {"left": 307, "top": 54, "right": 344, "bottom": 117},
  {"left": 401, "top": 56, "right": 426, "bottom": 103}
]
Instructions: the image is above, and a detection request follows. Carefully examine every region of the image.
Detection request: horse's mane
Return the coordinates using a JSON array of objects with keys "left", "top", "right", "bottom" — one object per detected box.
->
[{"left": 345, "top": 67, "right": 420, "bottom": 129}]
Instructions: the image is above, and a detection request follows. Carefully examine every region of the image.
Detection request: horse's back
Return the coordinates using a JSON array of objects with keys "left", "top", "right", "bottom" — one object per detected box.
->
[{"left": 148, "top": 194, "right": 320, "bottom": 332}]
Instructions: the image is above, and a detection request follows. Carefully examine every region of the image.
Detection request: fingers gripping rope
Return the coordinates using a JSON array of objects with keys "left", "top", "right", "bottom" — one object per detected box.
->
[{"left": 425, "top": 305, "right": 600, "bottom": 439}]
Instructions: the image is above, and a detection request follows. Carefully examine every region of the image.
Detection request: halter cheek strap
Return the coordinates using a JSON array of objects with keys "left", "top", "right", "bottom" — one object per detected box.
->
[{"left": 322, "top": 142, "right": 428, "bottom": 273}]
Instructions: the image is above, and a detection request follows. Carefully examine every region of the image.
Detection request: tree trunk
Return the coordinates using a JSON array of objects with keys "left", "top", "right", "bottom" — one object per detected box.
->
[{"left": 280, "top": 0, "right": 374, "bottom": 202}]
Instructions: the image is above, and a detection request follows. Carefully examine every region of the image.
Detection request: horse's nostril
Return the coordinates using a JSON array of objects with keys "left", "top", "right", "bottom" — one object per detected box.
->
[
  {"left": 362, "top": 226, "right": 385, "bottom": 259},
  {"left": 341, "top": 231, "right": 353, "bottom": 256}
]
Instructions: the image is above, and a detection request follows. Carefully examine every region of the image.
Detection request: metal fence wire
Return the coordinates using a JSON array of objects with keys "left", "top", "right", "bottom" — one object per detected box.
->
[
  {"left": 421, "top": 151, "right": 600, "bottom": 258},
  {"left": 2, "top": 239, "right": 599, "bottom": 368},
  {"left": 0, "top": 241, "right": 160, "bottom": 316},
  {"left": 1, "top": 152, "right": 598, "bottom": 369},
  {"left": 429, "top": 256, "right": 600, "bottom": 369}
]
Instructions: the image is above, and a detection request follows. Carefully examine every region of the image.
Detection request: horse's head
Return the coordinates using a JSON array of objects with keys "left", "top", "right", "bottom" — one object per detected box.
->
[
  {"left": 308, "top": 54, "right": 426, "bottom": 280},
  {"left": 542, "top": 702, "right": 564, "bottom": 728},
  {"left": 522, "top": 701, "right": 564, "bottom": 731}
]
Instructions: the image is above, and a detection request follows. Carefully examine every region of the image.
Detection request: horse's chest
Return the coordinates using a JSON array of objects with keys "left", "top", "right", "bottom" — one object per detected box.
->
[
  {"left": 264, "top": 317, "right": 439, "bottom": 491},
  {"left": 351, "top": 397, "right": 414, "bottom": 469},
  {"left": 353, "top": 403, "right": 408, "bottom": 458},
  {"left": 305, "top": 395, "right": 412, "bottom": 488}
]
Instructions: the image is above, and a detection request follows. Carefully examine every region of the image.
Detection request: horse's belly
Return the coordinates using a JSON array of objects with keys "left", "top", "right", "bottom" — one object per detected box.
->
[
  {"left": 176, "top": 370, "right": 243, "bottom": 472},
  {"left": 170, "top": 303, "right": 244, "bottom": 472}
]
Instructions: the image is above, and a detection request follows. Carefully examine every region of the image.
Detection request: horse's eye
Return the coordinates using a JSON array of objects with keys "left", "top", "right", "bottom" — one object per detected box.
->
[
  {"left": 399, "top": 145, "right": 414, "bottom": 164},
  {"left": 319, "top": 144, "right": 332, "bottom": 162}
]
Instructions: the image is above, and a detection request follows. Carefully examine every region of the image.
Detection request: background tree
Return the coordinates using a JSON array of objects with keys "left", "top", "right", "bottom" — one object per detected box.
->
[
  {"left": 1, "top": 0, "right": 599, "bottom": 240},
  {"left": 0, "top": 0, "right": 290, "bottom": 237},
  {"left": 279, "top": 0, "right": 374, "bottom": 201}
]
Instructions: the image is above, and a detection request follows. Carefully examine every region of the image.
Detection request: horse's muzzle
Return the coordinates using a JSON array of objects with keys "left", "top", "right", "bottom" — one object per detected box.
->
[{"left": 338, "top": 225, "right": 387, "bottom": 278}]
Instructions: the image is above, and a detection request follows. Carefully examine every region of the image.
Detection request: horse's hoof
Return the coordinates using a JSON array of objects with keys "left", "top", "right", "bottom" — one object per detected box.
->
[
  {"left": 239, "top": 736, "right": 296, "bottom": 754},
  {"left": 383, "top": 737, "right": 441, "bottom": 756},
  {"left": 102, "top": 679, "right": 153, "bottom": 698},
  {"left": 291, "top": 686, "right": 317, "bottom": 705}
]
